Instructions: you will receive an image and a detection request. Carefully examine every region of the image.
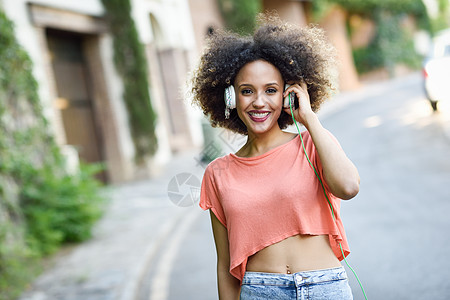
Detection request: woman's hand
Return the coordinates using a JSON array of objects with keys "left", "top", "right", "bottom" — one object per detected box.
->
[{"left": 283, "top": 81, "right": 315, "bottom": 126}]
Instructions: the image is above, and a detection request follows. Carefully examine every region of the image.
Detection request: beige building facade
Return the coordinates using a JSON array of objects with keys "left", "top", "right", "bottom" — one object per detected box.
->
[{"left": 1, "top": 0, "right": 202, "bottom": 183}]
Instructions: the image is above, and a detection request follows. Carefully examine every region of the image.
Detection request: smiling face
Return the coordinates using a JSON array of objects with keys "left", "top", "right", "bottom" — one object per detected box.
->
[{"left": 234, "top": 60, "right": 284, "bottom": 137}]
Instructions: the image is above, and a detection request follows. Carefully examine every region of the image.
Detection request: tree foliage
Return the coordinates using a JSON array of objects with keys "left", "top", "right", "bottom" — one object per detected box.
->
[
  {"left": 313, "top": 0, "right": 430, "bottom": 30},
  {"left": 430, "top": 0, "right": 450, "bottom": 33},
  {"left": 217, "top": 0, "right": 262, "bottom": 35},
  {"left": 313, "top": 0, "right": 430, "bottom": 74}
]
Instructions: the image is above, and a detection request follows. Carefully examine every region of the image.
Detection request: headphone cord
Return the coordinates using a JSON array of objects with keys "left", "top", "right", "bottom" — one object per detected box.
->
[{"left": 289, "top": 94, "right": 368, "bottom": 300}]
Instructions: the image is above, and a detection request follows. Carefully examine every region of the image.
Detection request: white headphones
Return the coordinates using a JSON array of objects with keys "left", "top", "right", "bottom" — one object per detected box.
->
[
  {"left": 224, "top": 85, "right": 236, "bottom": 119},
  {"left": 224, "top": 84, "right": 295, "bottom": 119}
]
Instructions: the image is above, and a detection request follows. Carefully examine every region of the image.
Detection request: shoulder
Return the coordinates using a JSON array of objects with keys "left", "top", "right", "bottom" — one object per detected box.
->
[
  {"left": 300, "top": 130, "right": 311, "bottom": 140},
  {"left": 204, "top": 154, "right": 234, "bottom": 176},
  {"left": 297, "top": 130, "right": 313, "bottom": 147}
]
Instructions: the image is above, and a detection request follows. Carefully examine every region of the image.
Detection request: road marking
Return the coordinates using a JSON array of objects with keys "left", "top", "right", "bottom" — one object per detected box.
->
[
  {"left": 149, "top": 208, "right": 202, "bottom": 300},
  {"left": 120, "top": 208, "right": 186, "bottom": 300}
]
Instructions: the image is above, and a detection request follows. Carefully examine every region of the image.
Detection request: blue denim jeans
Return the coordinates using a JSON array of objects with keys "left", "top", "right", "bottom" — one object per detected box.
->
[{"left": 240, "top": 266, "right": 353, "bottom": 300}]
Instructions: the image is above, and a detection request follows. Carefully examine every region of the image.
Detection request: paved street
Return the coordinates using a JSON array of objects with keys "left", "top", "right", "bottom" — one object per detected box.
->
[
  {"left": 20, "top": 73, "right": 450, "bottom": 300},
  {"left": 318, "top": 74, "right": 450, "bottom": 300}
]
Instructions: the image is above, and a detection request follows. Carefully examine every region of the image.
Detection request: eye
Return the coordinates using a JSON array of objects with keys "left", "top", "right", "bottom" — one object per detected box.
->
[
  {"left": 241, "top": 88, "right": 253, "bottom": 95},
  {"left": 266, "top": 87, "right": 277, "bottom": 94}
]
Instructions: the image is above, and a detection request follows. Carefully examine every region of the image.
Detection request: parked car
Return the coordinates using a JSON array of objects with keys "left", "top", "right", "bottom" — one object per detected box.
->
[{"left": 422, "top": 29, "right": 450, "bottom": 111}]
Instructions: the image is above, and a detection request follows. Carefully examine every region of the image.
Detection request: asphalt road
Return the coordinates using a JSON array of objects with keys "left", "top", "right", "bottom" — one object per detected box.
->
[{"left": 141, "top": 73, "right": 450, "bottom": 300}]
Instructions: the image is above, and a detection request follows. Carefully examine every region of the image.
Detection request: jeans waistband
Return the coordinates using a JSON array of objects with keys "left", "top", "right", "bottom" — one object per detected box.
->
[{"left": 242, "top": 266, "right": 348, "bottom": 287}]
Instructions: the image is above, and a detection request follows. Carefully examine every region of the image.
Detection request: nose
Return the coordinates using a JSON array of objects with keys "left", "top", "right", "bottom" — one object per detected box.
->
[{"left": 252, "top": 91, "right": 265, "bottom": 108}]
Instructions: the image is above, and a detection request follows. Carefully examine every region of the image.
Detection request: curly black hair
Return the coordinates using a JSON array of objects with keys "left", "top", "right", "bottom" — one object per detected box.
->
[{"left": 190, "top": 14, "right": 338, "bottom": 135}]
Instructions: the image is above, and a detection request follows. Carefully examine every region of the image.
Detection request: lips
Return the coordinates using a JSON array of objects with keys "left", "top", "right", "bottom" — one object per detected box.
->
[{"left": 248, "top": 111, "right": 270, "bottom": 122}]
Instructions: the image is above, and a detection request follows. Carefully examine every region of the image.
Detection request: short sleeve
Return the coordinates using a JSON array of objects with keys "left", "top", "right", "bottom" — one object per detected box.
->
[{"left": 199, "top": 164, "right": 227, "bottom": 227}]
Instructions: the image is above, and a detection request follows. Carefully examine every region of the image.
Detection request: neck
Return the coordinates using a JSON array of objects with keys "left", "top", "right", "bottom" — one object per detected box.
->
[{"left": 242, "top": 126, "right": 289, "bottom": 157}]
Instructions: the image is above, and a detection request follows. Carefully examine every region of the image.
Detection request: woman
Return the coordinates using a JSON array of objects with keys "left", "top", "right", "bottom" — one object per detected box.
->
[{"left": 191, "top": 15, "right": 360, "bottom": 299}]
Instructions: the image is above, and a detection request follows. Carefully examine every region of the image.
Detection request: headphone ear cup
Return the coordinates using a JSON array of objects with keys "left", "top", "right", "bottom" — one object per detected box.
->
[
  {"left": 283, "top": 84, "right": 291, "bottom": 108},
  {"left": 224, "top": 85, "right": 236, "bottom": 109},
  {"left": 284, "top": 84, "right": 298, "bottom": 109}
]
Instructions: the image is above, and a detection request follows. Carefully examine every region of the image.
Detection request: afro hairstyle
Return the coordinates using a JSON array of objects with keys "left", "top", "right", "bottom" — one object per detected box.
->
[{"left": 190, "top": 14, "right": 338, "bottom": 135}]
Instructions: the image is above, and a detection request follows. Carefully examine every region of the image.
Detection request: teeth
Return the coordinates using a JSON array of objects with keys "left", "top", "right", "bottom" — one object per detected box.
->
[{"left": 249, "top": 112, "right": 269, "bottom": 118}]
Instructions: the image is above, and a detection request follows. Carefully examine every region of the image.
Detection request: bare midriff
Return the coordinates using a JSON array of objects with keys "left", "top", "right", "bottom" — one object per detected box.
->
[{"left": 246, "top": 234, "right": 341, "bottom": 274}]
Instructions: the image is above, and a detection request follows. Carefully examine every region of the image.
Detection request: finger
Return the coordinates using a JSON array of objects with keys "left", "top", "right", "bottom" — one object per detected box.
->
[{"left": 283, "top": 83, "right": 299, "bottom": 97}]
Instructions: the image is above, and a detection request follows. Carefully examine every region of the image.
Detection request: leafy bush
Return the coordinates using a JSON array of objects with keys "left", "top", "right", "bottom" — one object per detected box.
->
[
  {"left": 21, "top": 163, "right": 105, "bottom": 256},
  {"left": 0, "top": 225, "right": 39, "bottom": 300}
]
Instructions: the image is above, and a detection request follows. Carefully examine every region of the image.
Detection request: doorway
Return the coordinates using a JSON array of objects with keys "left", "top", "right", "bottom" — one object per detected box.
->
[{"left": 46, "top": 28, "right": 106, "bottom": 181}]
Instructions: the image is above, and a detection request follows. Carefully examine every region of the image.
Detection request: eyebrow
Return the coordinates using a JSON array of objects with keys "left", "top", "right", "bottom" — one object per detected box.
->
[{"left": 238, "top": 82, "right": 281, "bottom": 88}]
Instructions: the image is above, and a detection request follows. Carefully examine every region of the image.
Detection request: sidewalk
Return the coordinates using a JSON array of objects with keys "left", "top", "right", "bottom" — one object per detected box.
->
[
  {"left": 19, "top": 150, "right": 207, "bottom": 300},
  {"left": 19, "top": 72, "right": 435, "bottom": 300}
]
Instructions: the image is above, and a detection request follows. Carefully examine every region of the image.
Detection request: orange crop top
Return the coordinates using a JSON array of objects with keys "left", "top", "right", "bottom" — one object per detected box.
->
[{"left": 199, "top": 131, "right": 350, "bottom": 282}]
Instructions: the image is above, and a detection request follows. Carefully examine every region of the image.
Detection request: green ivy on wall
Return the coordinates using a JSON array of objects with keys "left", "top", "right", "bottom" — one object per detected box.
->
[
  {"left": 217, "top": 0, "right": 262, "bottom": 35},
  {"left": 0, "top": 8, "right": 104, "bottom": 299},
  {"left": 101, "top": 0, "right": 158, "bottom": 161}
]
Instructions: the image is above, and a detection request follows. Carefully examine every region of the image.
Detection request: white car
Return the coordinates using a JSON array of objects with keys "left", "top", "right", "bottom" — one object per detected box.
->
[{"left": 423, "top": 29, "right": 450, "bottom": 111}]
